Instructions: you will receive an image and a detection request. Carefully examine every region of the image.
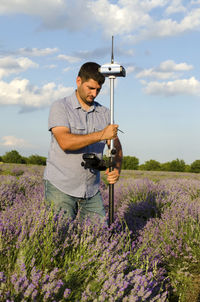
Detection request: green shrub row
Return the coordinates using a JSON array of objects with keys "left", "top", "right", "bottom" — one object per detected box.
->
[
  {"left": 1, "top": 150, "right": 200, "bottom": 172},
  {"left": 0, "top": 150, "right": 46, "bottom": 166},
  {"left": 110, "top": 156, "right": 200, "bottom": 173}
]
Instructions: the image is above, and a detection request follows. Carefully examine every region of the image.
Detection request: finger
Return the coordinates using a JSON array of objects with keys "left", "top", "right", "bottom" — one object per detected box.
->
[
  {"left": 107, "top": 174, "right": 118, "bottom": 182},
  {"left": 108, "top": 178, "right": 118, "bottom": 184},
  {"left": 105, "top": 169, "right": 109, "bottom": 175}
]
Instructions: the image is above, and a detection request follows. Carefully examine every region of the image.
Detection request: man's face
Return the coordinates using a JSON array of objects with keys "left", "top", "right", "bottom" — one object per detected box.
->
[{"left": 76, "top": 77, "right": 102, "bottom": 106}]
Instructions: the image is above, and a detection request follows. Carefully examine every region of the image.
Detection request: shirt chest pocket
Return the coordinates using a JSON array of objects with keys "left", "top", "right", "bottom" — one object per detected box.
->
[
  {"left": 70, "top": 123, "right": 86, "bottom": 134},
  {"left": 94, "top": 121, "right": 108, "bottom": 138},
  {"left": 93, "top": 119, "right": 107, "bottom": 132},
  {"left": 94, "top": 123, "right": 107, "bottom": 144}
]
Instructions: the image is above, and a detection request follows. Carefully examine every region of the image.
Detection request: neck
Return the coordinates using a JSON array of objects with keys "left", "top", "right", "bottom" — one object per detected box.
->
[{"left": 75, "top": 90, "right": 92, "bottom": 111}]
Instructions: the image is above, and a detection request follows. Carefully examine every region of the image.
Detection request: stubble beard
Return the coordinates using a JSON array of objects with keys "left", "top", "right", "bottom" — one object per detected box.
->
[{"left": 81, "top": 95, "right": 94, "bottom": 107}]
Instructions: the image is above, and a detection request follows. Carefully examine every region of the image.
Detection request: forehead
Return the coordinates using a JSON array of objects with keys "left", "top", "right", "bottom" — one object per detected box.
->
[{"left": 83, "top": 78, "right": 101, "bottom": 89}]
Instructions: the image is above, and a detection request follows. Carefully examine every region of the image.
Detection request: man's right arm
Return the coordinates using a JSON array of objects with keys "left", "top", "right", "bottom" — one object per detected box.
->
[{"left": 52, "top": 124, "right": 119, "bottom": 151}]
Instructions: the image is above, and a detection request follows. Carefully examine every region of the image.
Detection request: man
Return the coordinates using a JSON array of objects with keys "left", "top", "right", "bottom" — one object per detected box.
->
[{"left": 44, "top": 62, "right": 122, "bottom": 222}]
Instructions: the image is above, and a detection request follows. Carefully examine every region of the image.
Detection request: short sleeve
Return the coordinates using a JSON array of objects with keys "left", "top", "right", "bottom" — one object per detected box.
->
[{"left": 48, "top": 99, "right": 70, "bottom": 131}]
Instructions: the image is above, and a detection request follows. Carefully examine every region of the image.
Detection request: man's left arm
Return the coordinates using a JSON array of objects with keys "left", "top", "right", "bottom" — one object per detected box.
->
[{"left": 105, "top": 137, "right": 123, "bottom": 184}]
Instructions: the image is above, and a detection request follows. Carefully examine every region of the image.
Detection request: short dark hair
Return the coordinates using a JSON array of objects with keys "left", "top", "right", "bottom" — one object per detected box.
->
[{"left": 78, "top": 62, "right": 105, "bottom": 85}]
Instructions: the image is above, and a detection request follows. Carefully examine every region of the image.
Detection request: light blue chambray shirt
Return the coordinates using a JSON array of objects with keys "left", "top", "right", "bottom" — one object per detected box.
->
[{"left": 44, "top": 91, "right": 110, "bottom": 198}]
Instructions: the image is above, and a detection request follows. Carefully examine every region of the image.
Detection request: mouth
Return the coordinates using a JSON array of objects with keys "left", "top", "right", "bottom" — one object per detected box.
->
[{"left": 88, "top": 96, "right": 94, "bottom": 101}]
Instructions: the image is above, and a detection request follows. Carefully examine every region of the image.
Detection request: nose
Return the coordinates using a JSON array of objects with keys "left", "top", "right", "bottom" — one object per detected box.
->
[{"left": 91, "top": 89, "right": 98, "bottom": 98}]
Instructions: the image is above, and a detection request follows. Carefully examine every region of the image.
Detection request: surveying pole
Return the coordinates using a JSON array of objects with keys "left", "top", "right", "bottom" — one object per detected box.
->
[{"left": 99, "top": 36, "right": 126, "bottom": 226}]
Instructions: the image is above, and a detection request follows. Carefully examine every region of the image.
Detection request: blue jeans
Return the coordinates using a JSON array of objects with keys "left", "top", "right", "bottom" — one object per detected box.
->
[{"left": 44, "top": 180, "right": 106, "bottom": 222}]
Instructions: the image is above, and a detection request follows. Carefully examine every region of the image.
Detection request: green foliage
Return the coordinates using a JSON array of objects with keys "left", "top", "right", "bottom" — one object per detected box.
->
[
  {"left": 190, "top": 160, "right": 200, "bottom": 173},
  {"left": 164, "top": 218, "right": 200, "bottom": 301},
  {"left": 140, "top": 158, "right": 188, "bottom": 173},
  {"left": 169, "top": 158, "right": 186, "bottom": 172},
  {"left": 160, "top": 162, "right": 171, "bottom": 171},
  {"left": 1, "top": 150, "right": 46, "bottom": 166},
  {"left": 27, "top": 155, "right": 46, "bottom": 166},
  {"left": 2, "top": 150, "right": 26, "bottom": 164},
  {"left": 1, "top": 150, "right": 200, "bottom": 174},
  {"left": 184, "top": 164, "right": 191, "bottom": 172},
  {"left": 122, "top": 156, "right": 139, "bottom": 170},
  {"left": 140, "top": 159, "right": 161, "bottom": 171}
]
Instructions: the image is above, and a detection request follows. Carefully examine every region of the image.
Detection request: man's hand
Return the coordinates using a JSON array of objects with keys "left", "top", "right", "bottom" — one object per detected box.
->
[
  {"left": 101, "top": 124, "right": 119, "bottom": 140},
  {"left": 105, "top": 168, "right": 120, "bottom": 184}
]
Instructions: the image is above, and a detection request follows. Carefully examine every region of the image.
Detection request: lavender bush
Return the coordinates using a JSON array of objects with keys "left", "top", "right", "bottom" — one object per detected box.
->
[{"left": 1, "top": 164, "right": 200, "bottom": 301}]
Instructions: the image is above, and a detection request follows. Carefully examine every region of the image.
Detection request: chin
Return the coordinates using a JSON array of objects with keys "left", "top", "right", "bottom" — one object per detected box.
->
[{"left": 87, "top": 99, "right": 94, "bottom": 104}]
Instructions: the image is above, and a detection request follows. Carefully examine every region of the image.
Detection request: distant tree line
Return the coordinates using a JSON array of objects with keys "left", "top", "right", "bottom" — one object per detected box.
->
[
  {"left": 119, "top": 156, "right": 200, "bottom": 173},
  {"left": 0, "top": 150, "right": 46, "bottom": 166},
  {"left": 1, "top": 150, "right": 200, "bottom": 173}
]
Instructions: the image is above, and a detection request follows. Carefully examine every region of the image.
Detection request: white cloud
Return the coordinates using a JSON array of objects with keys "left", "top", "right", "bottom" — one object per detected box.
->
[
  {"left": 137, "top": 69, "right": 175, "bottom": 80},
  {"left": 57, "top": 47, "right": 113, "bottom": 62},
  {"left": 0, "top": 0, "right": 65, "bottom": 15},
  {"left": 132, "top": 9, "right": 200, "bottom": 42},
  {"left": 136, "top": 60, "right": 193, "bottom": 80},
  {"left": 0, "top": 56, "right": 38, "bottom": 79},
  {"left": 57, "top": 46, "right": 132, "bottom": 65},
  {"left": 157, "top": 7, "right": 200, "bottom": 38},
  {"left": 165, "top": 0, "right": 186, "bottom": 15},
  {"left": 0, "top": 1, "right": 199, "bottom": 41},
  {"left": 191, "top": 0, "right": 200, "bottom": 4},
  {"left": 57, "top": 54, "right": 81, "bottom": 63},
  {"left": 88, "top": 0, "right": 152, "bottom": 36},
  {"left": 0, "top": 0, "right": 198, "bottom": 50},
  {"left": 89, "top": 0, "right": 200, "bottom": 40},
  {"left": 0, "top": 78, "right": 74, "bottom": 109},
  {"left": 138, "top": 60, "right": 197, "bottom": 97},
  {"left": 159, "top": 60, "right": 193, "bottom": 72},
  {"left": 0, "top": 0, "right": 92, "bottom": 31},
  {"left": 126, "top": 66, "right": 135, "bottom": 75},
  {"left": 18, "top": 47, "right": 59, "bottom": 56},
  {"left": 63, "top": 67, "right": 71, "bottom": 72},
  {"left": 1, "top": 136, "right": 30, "bottom": 147},
  {"left": 144, "top": 77, "right": 200, "bottom": 96}
]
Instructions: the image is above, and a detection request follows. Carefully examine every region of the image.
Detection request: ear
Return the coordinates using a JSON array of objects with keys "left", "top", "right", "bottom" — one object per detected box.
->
[{"left": 76, "top": 76, "right": 82, "bottom": 88}]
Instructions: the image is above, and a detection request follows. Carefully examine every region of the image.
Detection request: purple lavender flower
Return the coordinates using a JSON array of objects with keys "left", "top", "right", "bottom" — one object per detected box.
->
[
  {"left": 2, "top": 167, "right": 200, "bottom": 300},
  {"left": 64, "top": 288, "right": 71, "bottom": 298}
]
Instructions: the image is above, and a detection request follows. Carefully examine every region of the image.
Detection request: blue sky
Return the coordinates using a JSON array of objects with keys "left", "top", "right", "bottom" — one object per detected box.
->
[{"left": 0, "top": 0, "right": 200, "bottom": 164}]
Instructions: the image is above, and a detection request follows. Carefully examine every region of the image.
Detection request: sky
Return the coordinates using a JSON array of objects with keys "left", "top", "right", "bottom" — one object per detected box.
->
[{"left": 0, "top": 0, "right": 200, "bottom": 164}]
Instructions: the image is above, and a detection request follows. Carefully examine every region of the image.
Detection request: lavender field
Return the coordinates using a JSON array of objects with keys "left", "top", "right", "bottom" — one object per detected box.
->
[{"left": 0, "top": 163, "right": 200, "bottom": 301}]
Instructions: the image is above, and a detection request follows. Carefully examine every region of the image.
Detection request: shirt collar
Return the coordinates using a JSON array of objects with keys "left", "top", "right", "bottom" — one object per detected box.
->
[
  {"left": 71, "top": 91, "right": 81, "bottom": 109},
  {"left": 71, "top": 90, "right": 100, "bottom": 112}
]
